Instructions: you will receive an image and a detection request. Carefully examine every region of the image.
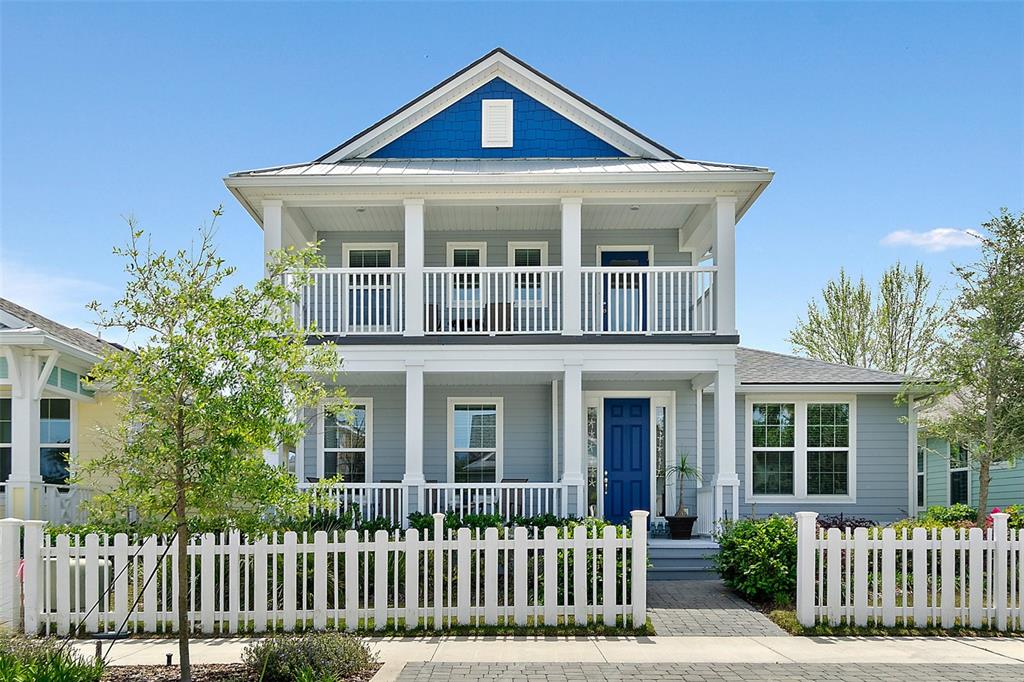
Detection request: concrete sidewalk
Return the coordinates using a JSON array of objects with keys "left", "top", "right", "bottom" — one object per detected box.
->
[{"left": 74, "top": 635, "right": 1024, "bottom": 681}]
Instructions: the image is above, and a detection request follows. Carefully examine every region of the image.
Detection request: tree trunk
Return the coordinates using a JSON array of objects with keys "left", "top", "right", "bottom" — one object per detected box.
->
[
  {"left": 175, "top": 461, "right": 192, "bottom": 682},
  {"left": 976, "top": 388, "right": 997, "bottom": 526}
]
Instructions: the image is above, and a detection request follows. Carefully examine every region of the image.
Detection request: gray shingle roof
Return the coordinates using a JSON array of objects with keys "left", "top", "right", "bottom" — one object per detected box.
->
[
  {"left": 737, "top": 347, "right": 909, "bottom": 385},
  {"left": 0, "top": 298, "right": 121, "bottom": 357}
]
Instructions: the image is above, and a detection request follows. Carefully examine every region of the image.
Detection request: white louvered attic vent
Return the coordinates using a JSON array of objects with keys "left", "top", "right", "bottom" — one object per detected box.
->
[{"left": 481, "top": 99, "right": 513, "bottom": 148}]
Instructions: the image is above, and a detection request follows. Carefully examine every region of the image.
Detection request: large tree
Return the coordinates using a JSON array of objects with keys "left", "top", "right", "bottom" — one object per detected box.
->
[
  {"left": 82, "top": 211, "right": 340, "bottom": 681},
  {"left": 789, "top": 262, "right": 946, "bottom": 376},
  {"left": 912, "top": 209, "right": 1024, "bottom": 524}
]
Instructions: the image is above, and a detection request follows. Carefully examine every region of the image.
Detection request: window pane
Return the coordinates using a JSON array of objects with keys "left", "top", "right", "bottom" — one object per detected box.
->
[
  {"left": 807, "top": 451, "right": 849, "bottom": 495},
  {"left": 656, "top": 406, "right": 667, "bottom": 517},
  {"left": 348, "top": 249, "right": 392, "bottom": 268},
  {"left": 40, "top": 398, "right": 71, "bottom": 444},
  {"left": 586, "top": 407, "right": 599, "bottom": 515},
  {"left": 0, "top": 398, "right": 10, "bottom": 444},
  {"left": 752, "top": 451, "right": 794, "bottom": 495},
  {"left": 752, "top": 403, "right": 794, "bottom": 448},
  {"left": 324, "top": 451, "right": 366, "bottom": 483},
  {"left": 452, "top": 249, "right": 481, "bottom": 267},
  {"left": 454, "top": 451, "right": 496, "bottom": 483},
  {"left": 453, "top": 404, "right": 496, "bottom": 449},
  {"left": 40, "top": 447, "right": 70, "bottom": 484},
  {"left": 514, "top": 248, "right": 542, "bottom": 267},
  {"left": 808, "top": 403, "right": 849, "bottom": 449},
  {"left": 0, "top": 447, "right": 10, "bottom": 483},
  {"left": 917, "top": 473, "right": 926, "bottom": 508},
  {"left": 950, "top": 469, "right": 969, "bottom": 505},
  {"left": 950, "top": 443, "right": 969, "bottom": 469},
  {"left": 917, "top": 446, "right": 925, "bottom": 473},
  {"left": 324, "top": 405, "right": 366, "bottom": 449}
]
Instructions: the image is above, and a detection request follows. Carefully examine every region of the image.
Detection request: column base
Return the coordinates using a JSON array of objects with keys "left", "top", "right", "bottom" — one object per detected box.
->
[{"left": 3, "top": 479, "right": 43, "bottom": 521}]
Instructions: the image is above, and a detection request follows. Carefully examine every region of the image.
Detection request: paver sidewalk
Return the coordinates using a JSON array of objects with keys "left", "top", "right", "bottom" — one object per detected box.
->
[{"left": 647, "top": 579, "right": 787, "bottom": 636}]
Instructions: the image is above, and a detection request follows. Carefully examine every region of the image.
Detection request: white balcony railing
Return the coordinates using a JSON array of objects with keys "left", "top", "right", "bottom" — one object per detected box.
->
[
  {"left": 421, "top": 482, "right": 566, "bottom": 520},
  {"left": 299, "top": 482, "right": 407, "bottom": 528},
  {"left": 294, "top": 268, "right": 406, "bottom": 335},
  {"left": 424, "top": 267, "right": 563, "bottom": 334},
  {"left": 581, "top": 266, "right": 717, "bottom": 334}
]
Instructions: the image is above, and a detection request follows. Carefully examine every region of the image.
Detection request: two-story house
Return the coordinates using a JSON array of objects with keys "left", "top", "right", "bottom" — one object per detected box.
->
[{"left": 210, "top": 48, "right": 918, "bottom": 532}]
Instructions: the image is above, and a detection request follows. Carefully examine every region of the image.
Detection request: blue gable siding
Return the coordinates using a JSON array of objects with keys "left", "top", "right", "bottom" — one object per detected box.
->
[{"left": 369, "top": 78, "right": 627, "bottom": 159}]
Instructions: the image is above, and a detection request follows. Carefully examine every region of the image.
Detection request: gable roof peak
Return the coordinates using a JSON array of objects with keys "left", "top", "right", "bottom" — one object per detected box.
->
[{"left": 316, "top": 48, "right": 681, "bottom": 164}]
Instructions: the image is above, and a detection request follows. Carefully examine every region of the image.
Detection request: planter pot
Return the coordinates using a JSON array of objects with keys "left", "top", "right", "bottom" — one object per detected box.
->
[{"left": 665, "top": 515, "right": 698, "bottom": 540}]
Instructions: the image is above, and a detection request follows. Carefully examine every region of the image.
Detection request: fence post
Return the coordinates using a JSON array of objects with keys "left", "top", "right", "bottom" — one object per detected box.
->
[
  {"left": 22, "top": 520, "right": 45, "bottom": 635},
  {"left": 0, "top": 518, "right": 22, "bottom": 632},
  {"left": 794, "top": 512, "right": 818, "bottom": 627},
  {"left": 993, "top": 512, "right": 1009, "bottom": 631},
  {"left": 630, "top": 510, "right": 648, "bottom": 628}
]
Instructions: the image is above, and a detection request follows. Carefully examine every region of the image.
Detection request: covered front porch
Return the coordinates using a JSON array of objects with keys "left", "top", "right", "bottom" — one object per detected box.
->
[{"left": 282, "top": 346, "right": 741, "bottom": 532}]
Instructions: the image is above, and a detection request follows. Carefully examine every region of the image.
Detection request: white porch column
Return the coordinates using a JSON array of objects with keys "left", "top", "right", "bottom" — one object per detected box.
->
[
  {"left": 404, "top": 199, "right": 425, "bottom": 336},
  {"left": 712, "top": 362, "right": 739, "bottom": 523},
  {"left": 561, "top": 198, "right": 583, "bottom": 336},
  {"left": 561, "top": 362, "right": 585, "bottom": 516},
  {"left": 713, "top": 196, "right": 737, "bottom": 336},
  {"left": 403, "top": 362, "right": 426, "bottom": 513},
  {"left": 262, "top": 200, "right": 283, "bottom": 276},
  {"left": 8, "top": 351, "right": 42, "bottom": 519}
]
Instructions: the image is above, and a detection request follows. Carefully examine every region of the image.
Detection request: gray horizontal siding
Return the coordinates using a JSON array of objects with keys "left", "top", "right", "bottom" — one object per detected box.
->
[{"left": 924, "top": 436, "right": 1024, "bottom": 509}]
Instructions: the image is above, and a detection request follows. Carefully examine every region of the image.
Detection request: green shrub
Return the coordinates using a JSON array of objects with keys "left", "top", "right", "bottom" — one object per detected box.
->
[
  {"left": 713, "top": 515, "right": 797, "bottom": 605},
  {"left": 922, "top": 504, "right": 978, "bottom": 525},
  {"left": 0, "top": 637, "right": 104, "bottom": 682},
  {"left": 1002, "top": 505, "right": 1024, "bottom": 530},
  {"left": 243, "top": 631, "right": 378, "bottom": 682}
]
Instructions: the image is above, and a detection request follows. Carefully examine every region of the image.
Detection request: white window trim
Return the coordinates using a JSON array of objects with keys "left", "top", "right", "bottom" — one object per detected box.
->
[
  {"left": 447, "top": 397, "right": 503, "bottom": 483},
  {"left": 481, "top": 99, "right": 514, "bottom": 148},
  {"left": 446, "top": 242, "right": 488, "bottom": 267},
  {"left": 583, "top": 391, "right": 675, "bottom": 522},
  {"left": 744, "top": 394, "right": 858, "bottom": 504},
  {"left": 595, "top": 245, "right": 654, "bottom": 266},
  {"left": 341, "top": 242, "right": 398, "bottom": 268},
  {"left": 507, "top": 241, "right": 549, "bottom": 267},
  {"left": 948, "top": 441, "right": 970, "bottom": 506},
  {"left": 317, "top": 398, "right": 373, "bottom": 483}
]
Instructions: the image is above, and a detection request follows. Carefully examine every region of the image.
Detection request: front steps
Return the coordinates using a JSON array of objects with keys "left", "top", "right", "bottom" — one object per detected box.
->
[{"left": 647, "top": 538, "right": 720, "bottom": 580}]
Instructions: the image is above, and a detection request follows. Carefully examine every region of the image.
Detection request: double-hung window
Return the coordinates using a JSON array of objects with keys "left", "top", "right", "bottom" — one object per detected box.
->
[
  {"left": 321, "top": 400, "right": 371, "bottom": 483},
  {"left": 508, "top": 242, "right": 548, "bottom": 305},
  {"left": 0, "top": 398, "right": 10, "bottom": 485},
  {"left": 40, "top": 398, "right": 72, "bottom": 484},
  {"left": 342, "top": 243, "right": 397, "bottom": 331},
  {"left": 448, "top": 399, "right": 502, "bottom": 483},
  {"left": 949, "top": 442, "right": 970, "bottom": 506},
  {"left": 747, "top": 397, "right": 856, "bottom": 502}
]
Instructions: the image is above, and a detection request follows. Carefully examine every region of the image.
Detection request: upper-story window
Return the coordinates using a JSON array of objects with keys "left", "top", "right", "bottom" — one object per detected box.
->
[
  {"left": 342, "top": 243, "right": 397, "bottom": 268},
  {"left": 481, "top": 99, "right": 513, "bottom": 148}
]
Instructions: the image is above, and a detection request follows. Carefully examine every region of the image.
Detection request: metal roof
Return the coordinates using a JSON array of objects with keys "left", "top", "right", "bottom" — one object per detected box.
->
[
  {"left": 229, "top": 157, "right": 770, "bottom": 179},
  {"left": 737, "top": 347, "right": 912, "bottom": 385},
  {"left": 0, "top": 297, "right": 121, "bottom": 358}
]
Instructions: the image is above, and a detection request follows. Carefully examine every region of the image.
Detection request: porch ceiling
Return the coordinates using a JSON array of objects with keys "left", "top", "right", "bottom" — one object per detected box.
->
[{"left": 296, "top": 202, "right": 697, "bottom": 233}]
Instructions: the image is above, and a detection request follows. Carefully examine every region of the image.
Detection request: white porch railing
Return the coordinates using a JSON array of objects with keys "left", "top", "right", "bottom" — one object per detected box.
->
[
  {"left": 293, "top": 268, "right": 406, "bottom": 335},
  {"left": 581, "top": 266, "right": 717, "bottom": 334},
  {"left": 424, "top": 267, "right": 563, "bottom": 334},
  {"left": 422, "top": 483, "right": 566, "bottom": 520},
  {"left": 299, "top": 483, "right": 406, "bottom": 528},
  {"left": 36, "top": 484, "right": 90, "bottom": 525},
  {"left": 694, "top": 489, "right": 715, "bottom": 537}
]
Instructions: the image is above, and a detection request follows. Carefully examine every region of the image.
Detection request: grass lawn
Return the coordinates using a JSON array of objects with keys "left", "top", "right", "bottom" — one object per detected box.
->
[{"left": 766, "top": 606, "right": 1024, "bottom": 638}]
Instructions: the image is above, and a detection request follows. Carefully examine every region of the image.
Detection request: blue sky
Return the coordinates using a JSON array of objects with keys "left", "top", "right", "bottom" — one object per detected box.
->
[{"left": 2, "top": 2, "right": 1021, "bottom": 352}]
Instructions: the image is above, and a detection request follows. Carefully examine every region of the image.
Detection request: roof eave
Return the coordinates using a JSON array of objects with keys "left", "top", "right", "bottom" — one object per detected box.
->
[{"left": 0, "top": 330, "right": 106, "bottom": 368}]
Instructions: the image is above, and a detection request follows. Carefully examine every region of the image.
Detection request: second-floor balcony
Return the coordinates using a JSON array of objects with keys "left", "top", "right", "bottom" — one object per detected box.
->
[{"left": 295, "top": 265, "right": 717, "bottom": 337}]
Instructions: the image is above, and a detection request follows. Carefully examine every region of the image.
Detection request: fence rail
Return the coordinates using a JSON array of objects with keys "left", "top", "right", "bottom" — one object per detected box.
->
[
  {"left": 424, "top": 267, "right": 563, "bottom": 334},
  {"left": 796, "top": 511, "right": 1024, "bottom": 631},
  {"left": 0, "top": 512, "right": 648, "bottom": 635},
  {"left": 581, "top": 266, "right": 716, "bottom": 334}
]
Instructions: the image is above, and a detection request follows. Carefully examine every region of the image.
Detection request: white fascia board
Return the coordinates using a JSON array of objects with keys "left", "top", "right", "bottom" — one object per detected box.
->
[
  {"left": 320, "top": 53, "right": 670, "bottom": 162},
  {"left": 735, "top": 383, "right": 906, "bottom": 395},
  {"left": 0, "top": 331, "right": 103, "bottom": 369}
]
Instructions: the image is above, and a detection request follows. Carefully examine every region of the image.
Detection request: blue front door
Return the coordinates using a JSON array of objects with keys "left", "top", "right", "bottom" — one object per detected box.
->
[
  {"left": 603, "top": 398, "right": 650, "bottom": 524},
  {"left": 601, "top": 250, "right": 649, "bottom": 332}
]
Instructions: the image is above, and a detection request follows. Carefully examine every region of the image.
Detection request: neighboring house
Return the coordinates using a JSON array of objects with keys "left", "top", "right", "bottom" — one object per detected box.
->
[
  {"left": 918, "top": 438, "right": 1022, "bottom": 513},
  {"left": 0, "top": 297, "right": 119, "bottom": 523},
  {"left": 223, "top": 48, "right": 924, "bottom": 531}
]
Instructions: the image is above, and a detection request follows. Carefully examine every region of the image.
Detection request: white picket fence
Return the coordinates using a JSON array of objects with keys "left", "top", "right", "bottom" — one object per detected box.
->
[
  {"left": 0, "top": 511, "right": 648, "bottom": 636},
  {"left": 796, "top": 511, "right": 1024, "bottom": 630}
]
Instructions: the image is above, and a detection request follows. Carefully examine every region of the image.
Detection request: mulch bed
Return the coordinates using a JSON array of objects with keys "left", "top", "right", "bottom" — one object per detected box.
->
[{"left": 102, "top": 663, "right": 381, "bottom": 681}]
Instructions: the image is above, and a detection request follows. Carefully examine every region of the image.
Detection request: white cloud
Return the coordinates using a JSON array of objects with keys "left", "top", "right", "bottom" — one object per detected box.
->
[
  {"left": 0, "top": 258, "right": 113, "bottom": 335},
  {"left": 881, "top": 228, "right": 981, "bottom": 252}
]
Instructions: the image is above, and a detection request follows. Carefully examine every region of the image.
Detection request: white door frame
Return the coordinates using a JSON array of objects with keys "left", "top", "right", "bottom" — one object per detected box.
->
[{"left": 583, "top": 390, "right": 675, "bottom": 522}]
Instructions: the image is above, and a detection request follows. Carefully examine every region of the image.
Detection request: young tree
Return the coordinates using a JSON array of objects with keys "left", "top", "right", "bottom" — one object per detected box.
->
[
  {"left": 788, "top": 268, "right": 874, "bottom": 367},
  {"left": 789, "top": 262, "right": 945, "bottom": 375},
  {"left": 912, "top": 210, "right": 1024, "bottom": 524},
  {"left": 82, "top": 210, "right": 340, "bottom": 681}
]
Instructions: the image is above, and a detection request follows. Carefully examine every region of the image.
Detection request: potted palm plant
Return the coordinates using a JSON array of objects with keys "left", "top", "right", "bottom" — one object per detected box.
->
[{"left": 663, "top": 454, "right": 702, "bottom": 539}]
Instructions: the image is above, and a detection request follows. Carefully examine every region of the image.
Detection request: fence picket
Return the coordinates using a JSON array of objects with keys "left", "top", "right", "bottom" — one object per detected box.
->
[
  {"left": 940, "top": 527, "right": 955, "bottom": 628},
  {"left": 968, "top": 527, "right": 983, "bottom": 628},
  {"left": 513, "top": 527, "right": 528, "bottom": 626},
  {"left": 602, "top": 526, "right": 617, "bottom": 626},
  {"left": 113, "top": 533, "right": 129, "bottom": 633},
  {"left": 253, "top": 536, "right": 268, "bottom": 632},
  {"left": 405, "top": 528, "right": 419, "bottom": 630},
  {"left": 484, "top": 527, "right": 498, "bottom": 626},
  {"left": 313, "top": 531, "right": 328, "bottom": 630},
  {"left": 543, "top": 526, "right": 557, "bottom": 626},
  {"left": 374, "top": 529, "right": 389, "bottom": 630},
  {"left": 912, "top": 527, "right": 928, "bottom": 627},
  {"left": 881, "top": 528, "right": 896, "bottom": 627},
  {"left": 825, "top": 528, "right": 841, "bottom": 626},
  {"left": 282, "top": 531, "right": 297, "bottom": 632},
  {"left": 344, "top": 530, "right": 359, "bottom": 630},
  {"left": 853, "top": 527, "right": 868, "bottom": 626}
]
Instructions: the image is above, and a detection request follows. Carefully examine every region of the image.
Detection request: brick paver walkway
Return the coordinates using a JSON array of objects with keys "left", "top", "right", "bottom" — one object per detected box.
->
[
  {"left": 396, "top": 662, "right": 1024, "bottom": 681},
  {"left": 647, "top": 579, "right": 788, "bottom": 636}
]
